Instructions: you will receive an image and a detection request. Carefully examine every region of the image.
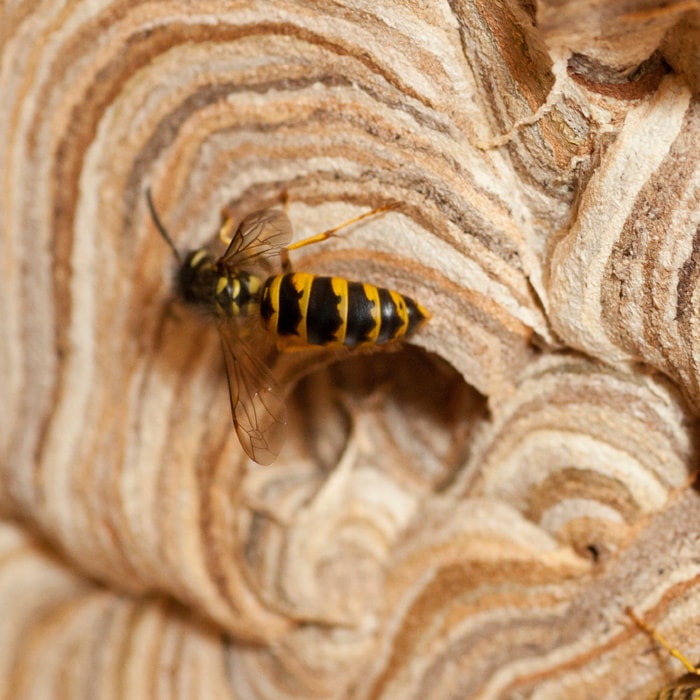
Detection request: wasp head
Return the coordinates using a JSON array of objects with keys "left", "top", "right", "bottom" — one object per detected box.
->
[{"left": 176, "top": 249, "right": 221, "bottom": 310}]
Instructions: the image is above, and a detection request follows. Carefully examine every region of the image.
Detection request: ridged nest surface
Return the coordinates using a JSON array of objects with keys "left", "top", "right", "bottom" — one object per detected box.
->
[{"left": 2, "top": 2, "right": 700, "bottom": 698}]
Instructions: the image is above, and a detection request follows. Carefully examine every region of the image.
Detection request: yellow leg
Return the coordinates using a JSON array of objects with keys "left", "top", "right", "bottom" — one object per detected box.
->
[
  {"left": 218, "top": 211, "right": 236, "bottom": 246},
  {"left": 285, "top": 202, "right": 399, "bottom": 253},
  {"left": 281, "top": 247, "right": 292, "bottom": 272},
  {"left": 626, "top": 607, "right": 699, "bottom": 674}
]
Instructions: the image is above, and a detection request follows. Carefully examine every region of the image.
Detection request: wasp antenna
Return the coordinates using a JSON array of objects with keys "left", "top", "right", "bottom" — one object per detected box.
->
[{"left": 146, "top": 187, "right": 182, "bottom": 263}]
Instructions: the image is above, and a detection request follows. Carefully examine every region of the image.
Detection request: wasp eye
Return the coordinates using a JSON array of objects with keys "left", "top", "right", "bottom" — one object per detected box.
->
[{"left": 176, "top": 250, "right": 216, "bottom": 307}]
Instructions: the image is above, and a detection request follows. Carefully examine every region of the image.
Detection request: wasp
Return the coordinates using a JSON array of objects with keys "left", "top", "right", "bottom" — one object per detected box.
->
[
  {"left": 627, "top": 607, "right": 700, "bottom": 698},
  {"left": 147, "top": 190, "right": 430, "bottom": 465}
]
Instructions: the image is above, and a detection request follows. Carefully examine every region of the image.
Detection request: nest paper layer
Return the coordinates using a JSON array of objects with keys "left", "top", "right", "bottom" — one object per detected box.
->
[{"left": 2, "top": 1, "right": 700, "bottom": 698}]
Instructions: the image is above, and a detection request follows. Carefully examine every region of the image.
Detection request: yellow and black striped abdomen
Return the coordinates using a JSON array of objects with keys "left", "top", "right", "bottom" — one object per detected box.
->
[
  {"left": 259, "top": 272, "right": 429, "bottom": 349},
  {"left": 650, "top": 678, "right": 700, "bottom": 699},
  {"left": 651, "top": 677, "right": 700, "bottom": 699}
]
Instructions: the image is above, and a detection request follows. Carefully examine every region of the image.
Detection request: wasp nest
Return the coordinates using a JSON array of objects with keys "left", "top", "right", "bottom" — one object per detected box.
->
[{"left": 2, "top": 1, "right": 700, "bottom": 698}]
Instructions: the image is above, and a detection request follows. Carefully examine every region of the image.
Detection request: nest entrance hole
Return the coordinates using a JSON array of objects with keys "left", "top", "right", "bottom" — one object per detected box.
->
[{"left": 284, "top": 345, "right": 484, "bottom": 489}]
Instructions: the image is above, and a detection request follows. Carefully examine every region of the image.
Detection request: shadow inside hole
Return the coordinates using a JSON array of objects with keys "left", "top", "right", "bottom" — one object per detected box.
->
[{"left": 284, "top": 345, "right": 485, "bottom": 490}]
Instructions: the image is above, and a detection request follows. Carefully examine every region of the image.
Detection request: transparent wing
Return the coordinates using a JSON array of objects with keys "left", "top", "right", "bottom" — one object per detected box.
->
[
  {"left": 219, "top": 322, "right": 287, "bottom": 465},
  {"left": 220, "top": 208, "right": 293, "bottom": 269}
]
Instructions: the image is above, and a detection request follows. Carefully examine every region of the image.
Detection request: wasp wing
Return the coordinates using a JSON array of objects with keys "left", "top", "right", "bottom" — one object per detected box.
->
[
  {"left": 219, "top": 322, "right": 287, "bottom": 465},
  {"left": 220, "top": 208, "right": 293, "bottom": 270}
]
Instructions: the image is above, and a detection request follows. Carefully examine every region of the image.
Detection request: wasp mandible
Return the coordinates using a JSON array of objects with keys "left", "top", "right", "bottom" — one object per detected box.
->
[{"left": 147, "top": 190, "right": 430, "bottom": 465}]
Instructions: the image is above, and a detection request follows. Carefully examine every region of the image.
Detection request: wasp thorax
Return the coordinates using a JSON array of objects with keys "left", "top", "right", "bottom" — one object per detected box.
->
[
  {"left": 176, "top": 248, "right": 263, "bottom": 318},
  {"left": 220, "top": 271, "right": 263, "bottom": 317}
]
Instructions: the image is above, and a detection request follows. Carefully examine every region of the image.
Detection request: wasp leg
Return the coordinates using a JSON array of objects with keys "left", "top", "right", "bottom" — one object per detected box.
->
[
  {"left": 218, "top": 209, "right": 236, "bottom": 246},
  {"left": 285, "top": 202, "right": 399, "bottom": 253},
  {"left": 279, "top": 190, "right": 293, "bottom": 272},
  {"left": 281, "top": 247, "right": 293, "bottom": 273},
  {"left": 626, "top": 607, "right": 699, "bottom": 674}
]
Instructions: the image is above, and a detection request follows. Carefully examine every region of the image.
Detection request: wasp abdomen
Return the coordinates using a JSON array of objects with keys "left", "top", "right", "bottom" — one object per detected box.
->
[{"left": 260, "top": 272, "right": 429, "bottom": 349}]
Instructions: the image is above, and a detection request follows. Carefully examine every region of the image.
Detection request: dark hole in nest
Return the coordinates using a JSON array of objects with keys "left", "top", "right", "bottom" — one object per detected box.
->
[
  {"left": 284, "top": 344, "right": 485, "bottom": 489},
  {"left": 585, "top": 544, "right": 600, "bottom": 563}
]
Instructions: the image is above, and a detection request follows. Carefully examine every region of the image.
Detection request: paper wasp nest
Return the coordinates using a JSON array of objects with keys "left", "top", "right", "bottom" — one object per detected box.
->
[{"left": 2, "top": 1, "right": 700, "bottom": 698}]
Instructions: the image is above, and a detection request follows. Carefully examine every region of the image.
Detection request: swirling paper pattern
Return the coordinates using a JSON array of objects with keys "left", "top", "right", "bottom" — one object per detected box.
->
[{"left": 2, "top": 0, "right": 699, "bottom": 698}]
